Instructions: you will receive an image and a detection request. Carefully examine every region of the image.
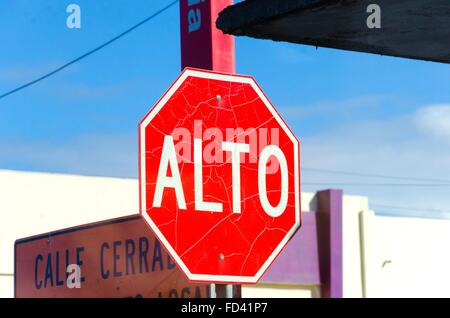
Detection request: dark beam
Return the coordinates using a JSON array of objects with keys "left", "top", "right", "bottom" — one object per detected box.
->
[{"left": 217, "top": 0, "right": 450, "bottom": 64}]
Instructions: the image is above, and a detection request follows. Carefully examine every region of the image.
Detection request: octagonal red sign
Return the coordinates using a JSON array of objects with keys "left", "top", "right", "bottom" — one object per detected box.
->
[{"left": 139, "top": 68, "right": 301, "bottom": 283}]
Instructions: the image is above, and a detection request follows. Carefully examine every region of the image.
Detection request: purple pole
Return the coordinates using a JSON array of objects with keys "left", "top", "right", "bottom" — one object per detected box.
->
[{"left": 317, "top": 189, "right": 343, "bottom": 298}]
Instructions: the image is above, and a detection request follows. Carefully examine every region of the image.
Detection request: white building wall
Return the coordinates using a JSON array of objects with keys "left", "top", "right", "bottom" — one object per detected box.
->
[
  {"left": 0, "top": 276, "right": 13, "bottom": 298},
  {"left": 362, "top": 213, "right": 450, "bottom": 298},
  {"left": 341, "top": 195, "right": 369, "bottom": 298},
  {"left": 0, "top": 169, "right": 138, "bottom": 297},
  {"left": 2, "top": 169, "right": 450, "bottom": 298},
  {"left": 242, "top": 284, "right": 320, "bottom": 298}
]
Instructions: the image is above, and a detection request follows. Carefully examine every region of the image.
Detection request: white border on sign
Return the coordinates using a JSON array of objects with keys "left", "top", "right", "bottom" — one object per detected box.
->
[{"left": 139, "top": 68, "right": 301, "bottom": 284}]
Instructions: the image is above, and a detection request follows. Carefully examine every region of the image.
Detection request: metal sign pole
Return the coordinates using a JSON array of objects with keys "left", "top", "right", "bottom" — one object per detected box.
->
[
  {"left": 180, "top": 1, "right": 238, "bottom": 299},
  {"left": 215, "top": 284, "right": 233, "bottom": 298}
]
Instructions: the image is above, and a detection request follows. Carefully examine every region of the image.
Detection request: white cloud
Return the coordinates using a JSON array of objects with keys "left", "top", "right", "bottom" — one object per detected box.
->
[
  {"left": 415, "top": 104, "right": 450, "bottom": 142},
  {"left": 52, "top": 82, "right": 131, "bottom": 100},
  {"left": 0, "top": 133, "right": 137, "bottom": 178},
  {"left": 280, "top": 95, "right": 388, "bottom": 118},
  {"left": 300, "top": 104, "right": 450, "bottom": 218},
  {"left": 0, "top": 62, "right": 132, "bottom": 101},
  {"left": 0, "top": 62, "right": 80, "bottom": 84}
]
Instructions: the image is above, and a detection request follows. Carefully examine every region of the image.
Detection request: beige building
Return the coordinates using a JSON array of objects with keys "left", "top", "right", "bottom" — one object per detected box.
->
[{"left": 2, "top": 169, "right": 450, "bottom": 298}]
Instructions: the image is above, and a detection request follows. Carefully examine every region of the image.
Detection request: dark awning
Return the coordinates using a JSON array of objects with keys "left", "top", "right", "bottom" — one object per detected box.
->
[{"left": 216, "top": 0, "right": 450, "bottom": 64}]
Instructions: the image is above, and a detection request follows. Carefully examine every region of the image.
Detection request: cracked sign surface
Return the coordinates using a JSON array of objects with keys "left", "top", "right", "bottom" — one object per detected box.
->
[{"left": 139, "top": 68, "right": 301, "bottom": 283}]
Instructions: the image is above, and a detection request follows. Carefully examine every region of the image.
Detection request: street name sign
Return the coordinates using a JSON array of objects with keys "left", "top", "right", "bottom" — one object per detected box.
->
[{"left": 15, "top": 215, "right": 209, "bottom": 298}]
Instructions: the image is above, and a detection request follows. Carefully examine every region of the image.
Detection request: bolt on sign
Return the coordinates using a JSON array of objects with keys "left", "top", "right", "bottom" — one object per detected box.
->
[
  {"left": 139, "top": 68, "right": 301, "bottom": 284},
  {"left": 15, "top": 215, "right": 210, "bottom": 298}
]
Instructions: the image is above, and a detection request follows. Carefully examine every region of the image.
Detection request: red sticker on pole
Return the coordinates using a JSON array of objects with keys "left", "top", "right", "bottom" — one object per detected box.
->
[
  {"left": 180, "top": 0, "right": 235, "bottom": 73},
  {"left": 139, "top": 68, "right": 301, "bottom": 284}
]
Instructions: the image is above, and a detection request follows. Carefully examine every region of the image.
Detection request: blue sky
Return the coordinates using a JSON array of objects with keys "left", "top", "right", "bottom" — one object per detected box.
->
[{"left": 2, "top": 0, "right": 450, "bottom": 217}]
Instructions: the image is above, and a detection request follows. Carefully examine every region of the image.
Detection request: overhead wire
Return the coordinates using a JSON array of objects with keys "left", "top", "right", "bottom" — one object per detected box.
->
[
  {"left": 0, "top": 0, "right": 179, "bottom": 100},
  {"left": 302, "top": 167, "right": 450, "bottom": 184}
]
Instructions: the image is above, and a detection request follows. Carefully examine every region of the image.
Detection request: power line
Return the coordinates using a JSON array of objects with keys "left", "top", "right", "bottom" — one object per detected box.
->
[
  {"left": 0, "top": 0, "right": 179, "bottom": 100},
  {"left": 302, "top": 167, "right": 450, "bottom": 184},
  {"left": 371, "top": 203, "right": 450, "bottom": 214},
  {"left": 303, "top": 182, "right": 450, "bottom": 187}
]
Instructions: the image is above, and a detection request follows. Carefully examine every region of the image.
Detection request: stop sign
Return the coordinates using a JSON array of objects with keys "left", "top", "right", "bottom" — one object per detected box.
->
[{"left": 139, "top": 68, "right": 301, "bottom": 283}]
